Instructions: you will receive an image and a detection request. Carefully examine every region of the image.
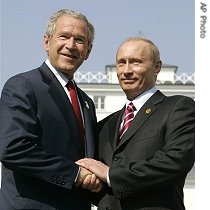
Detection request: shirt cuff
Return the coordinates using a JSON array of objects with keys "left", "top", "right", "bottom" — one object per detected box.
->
[
  {"left": 74, "top": 166, "right": 81, "bottom": 182},
  {"left": 107, "top": 169, "right": 111, "bottom": 187}
]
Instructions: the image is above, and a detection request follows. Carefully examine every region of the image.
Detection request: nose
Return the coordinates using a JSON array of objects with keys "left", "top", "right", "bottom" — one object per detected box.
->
[
  {"left": 123, "top": 63, "right": 132, "bottom": 75},
  {"left": 66, "top": 37, "right": 76, "bottom": 49}
]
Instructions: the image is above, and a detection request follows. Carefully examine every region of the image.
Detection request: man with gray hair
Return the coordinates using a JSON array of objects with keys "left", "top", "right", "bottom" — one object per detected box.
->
[{"left": 0, "top": 9, "right": 100, "bottom": 210}]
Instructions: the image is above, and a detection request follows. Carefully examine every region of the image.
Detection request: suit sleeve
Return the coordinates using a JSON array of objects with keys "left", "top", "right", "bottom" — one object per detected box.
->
[
  {"left": 109, "top": 96, "right": 195, "bottom": 198},
  {"left": 0, "top": 75, "right": 79, "bottom": 190}
]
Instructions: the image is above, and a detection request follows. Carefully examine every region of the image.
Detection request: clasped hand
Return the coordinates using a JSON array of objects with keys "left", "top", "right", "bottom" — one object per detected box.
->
[{"left": 75, "top": 158, "right": 110, "bottom": 192}]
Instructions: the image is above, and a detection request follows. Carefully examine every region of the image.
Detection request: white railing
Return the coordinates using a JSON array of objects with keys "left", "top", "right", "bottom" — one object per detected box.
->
[
  {"left": 74, "top": 72, "right": 195, "bottom": 85},
  {"left": 74, "top": 72, "right": 108, "bottom": 83},
  {"left": 174, "top": 73, "right": 195, "bottom": 84}
]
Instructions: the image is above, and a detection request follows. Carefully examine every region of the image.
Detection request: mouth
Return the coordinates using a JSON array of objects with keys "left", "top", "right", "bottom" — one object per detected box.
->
[
  {"left": 61, "top": 53, "right": 78, "bottom": 60},
  {"left": 121, "top": 78, "right": 136, "bottom": 84}
]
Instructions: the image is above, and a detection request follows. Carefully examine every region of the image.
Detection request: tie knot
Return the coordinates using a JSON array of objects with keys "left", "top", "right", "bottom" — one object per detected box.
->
[
  {"left": 66, "top": 80, "right": 74, "bottom": 90},
  {"left": 127, "top": 102, "right": 136, "bottom": 112}
]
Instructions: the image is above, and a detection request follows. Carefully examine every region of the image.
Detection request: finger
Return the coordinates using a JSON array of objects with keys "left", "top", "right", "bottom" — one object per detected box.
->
[
  {"left": 76, "top": 158, "right": 95, "bottom": 165},
  {"left": 74, "top": 178, "right": 83, "bottom": 187},
  {"left": 81, "top": 174, "right": 92, "bottom": 189},
  {"left": 75, "top": 160, "right": 87, "bottom": 168},
  {"left": 89, "top": 174, "right": 97, "bottom": 190},
  {"left": 92, "top": 181, "right": 103, "bottom": 192},
  {"left": 90, "top": 175, "right": 101, "bottom": 192},
  {"left": 83, "top": 174, "right": 99, "bottom": 192}
]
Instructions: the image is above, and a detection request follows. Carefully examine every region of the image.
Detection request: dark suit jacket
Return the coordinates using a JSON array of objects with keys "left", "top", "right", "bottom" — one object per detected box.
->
[
  {"left": 0, "top": 63, "right": 98, "bottom": 210},
  {"left": 97, "top": 90, "right": 195, "bottom": 210}
]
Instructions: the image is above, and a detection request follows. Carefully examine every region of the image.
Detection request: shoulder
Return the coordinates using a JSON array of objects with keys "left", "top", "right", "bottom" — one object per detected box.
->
[
  {"left": 154, "top": 90, "right": 194, "bottom": 105},
  {"left": 160, "top": 95, "right": 195, "bottom": 119},
  {"left": 1, "top": 66, "right": 44, "bottom": 103},
  {"left": 165, "top": 94, "right": 195, "bottom": 106},
  {"left": 4, "top": 67, "right": 42, "bottom": 86},
  {"left": 98, "top": 110, "right": 121, "bottom": 130}
]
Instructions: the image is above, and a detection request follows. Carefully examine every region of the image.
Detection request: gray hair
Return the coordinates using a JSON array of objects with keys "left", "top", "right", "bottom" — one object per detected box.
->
[{"left": 45, "top": 9, "right": 95, "bottom": 47}]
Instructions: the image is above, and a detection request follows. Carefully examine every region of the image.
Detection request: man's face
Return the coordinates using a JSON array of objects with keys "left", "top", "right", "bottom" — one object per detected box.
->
[
  {"left": 44, "top": 15, "right": 91, "bottom": 79},
  {"left": 116, "top": 40, "right": 161, "bottom": 100}
]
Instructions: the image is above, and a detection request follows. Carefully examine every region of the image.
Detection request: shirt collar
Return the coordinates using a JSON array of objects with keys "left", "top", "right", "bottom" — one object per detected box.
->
[
  {"left": 45, "top": 59, "right": 71, "bottom": 87},
  {"left": 126, "top": 87, "right": 157, "bottom": 111}
]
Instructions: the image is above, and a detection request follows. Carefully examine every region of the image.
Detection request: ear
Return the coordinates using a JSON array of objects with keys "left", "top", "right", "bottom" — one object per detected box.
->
[
  {"left": 154, "top": 60, "right": 162, "bottom": 76},
  {"left": 43, "top": 34, "right": 49, "bottom": 52},
  {"left": 84, "top": 44, "right": 93, "bottom": 60}
]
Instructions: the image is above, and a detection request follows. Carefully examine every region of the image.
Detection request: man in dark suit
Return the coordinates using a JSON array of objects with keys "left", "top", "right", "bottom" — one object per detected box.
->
[
  {"left": 0, "top": 9, "right": 101, "bottom": 210},
  {"left": 76, "top": 37, "right": 195, "bottom": 210}
]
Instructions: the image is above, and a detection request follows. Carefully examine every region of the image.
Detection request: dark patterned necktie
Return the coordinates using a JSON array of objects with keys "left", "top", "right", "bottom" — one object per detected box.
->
[{"left": 119, "top": 102, "right": 136, "bottom": 139}]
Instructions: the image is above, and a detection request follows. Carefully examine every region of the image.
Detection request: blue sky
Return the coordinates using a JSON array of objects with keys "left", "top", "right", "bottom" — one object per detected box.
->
[
  {"left": 1, "top": 1, "right": 210, "bottom": 204},
  {"left": 1, "top": 0, "right": 195, "bottom": 87}
]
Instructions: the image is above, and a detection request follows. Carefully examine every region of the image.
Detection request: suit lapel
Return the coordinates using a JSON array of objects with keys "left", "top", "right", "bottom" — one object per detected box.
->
[
  {"left": 117, "top": 91, "right": 165, "bottom": 148},
  {"left": 107, "top": 110, "right": 124, "bottom": 149},
  {"left": 39, "top": 63, "right": 85, "bottom": 156},
  {"left": 77, "top": 87, "right": 95, "bottom": 158}
]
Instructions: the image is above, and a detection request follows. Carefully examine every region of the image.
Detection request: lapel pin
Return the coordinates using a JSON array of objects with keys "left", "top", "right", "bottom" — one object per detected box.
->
[
  {"left": 85, "top": 101, "right": 89, "bottom": 109},
  {"left": 145, "top": 108, "right": 152, "bottom": 114}
]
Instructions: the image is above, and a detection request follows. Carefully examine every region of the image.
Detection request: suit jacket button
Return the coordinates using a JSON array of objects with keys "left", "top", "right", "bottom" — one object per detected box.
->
[{"left": 113, "top": 155, "right": 119, "bottom": 161}]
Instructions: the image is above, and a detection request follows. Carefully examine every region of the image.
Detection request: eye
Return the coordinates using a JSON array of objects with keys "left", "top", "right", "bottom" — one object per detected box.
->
[
  {"left": 131, "top": 59, "right": 142, "bottom": 64},
  {"left": 74, "top": 37, "right": 87, "bottom": 45},
  {"left": 60, "top": 35, "right": 68, "bottom": 40},
  {"left": 117, "top": 59, "right": 126, "bottom": 66}
]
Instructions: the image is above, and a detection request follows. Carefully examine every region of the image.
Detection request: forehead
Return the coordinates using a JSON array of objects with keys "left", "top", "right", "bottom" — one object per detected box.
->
[
  {"left": 55, "top": 15, "right": 88, "bottom": 33},
  {"left": 117, "top": 40, "right": 150, "bottom": 58}
]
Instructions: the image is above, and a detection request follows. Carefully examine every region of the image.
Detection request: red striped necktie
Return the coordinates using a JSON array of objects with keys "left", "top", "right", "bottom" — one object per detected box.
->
[
  {"left": 66, "top": 81, "right": 84, "bottom": 141},
  {"left": 119, "top": 102, "right": 136, "bottom": 139}
]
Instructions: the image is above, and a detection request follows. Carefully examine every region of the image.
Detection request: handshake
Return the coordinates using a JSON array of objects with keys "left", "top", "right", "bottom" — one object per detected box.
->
[{"left": 75, "top": 158, "right": 109, "bottom": 192}]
